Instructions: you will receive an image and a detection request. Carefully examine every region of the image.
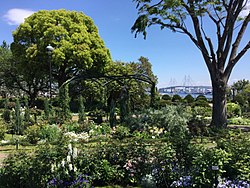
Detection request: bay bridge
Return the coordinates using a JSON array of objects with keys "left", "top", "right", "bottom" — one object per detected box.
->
[
  {"left": 158, "top": 76, "right": 213, "bottom": 99},
  {"left": 159, "top": 85, "right": 212, "bottom": 95}
]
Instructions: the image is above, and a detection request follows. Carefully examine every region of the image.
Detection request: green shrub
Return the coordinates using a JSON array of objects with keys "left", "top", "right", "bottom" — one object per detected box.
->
[
  {"left": 196, "top": 95, "right": 208, "bottom": 102},
  {"left": 184, "top": 94, "right": 195, "bottom": 103},
  {"left": 217, "top": 133, "right": 250, "bottom": 181},
  {"left": 2, "top": 109, "right": 11, "bottom": 123},
  {"left": 188, "top": 106, "right": 211, "bottom": 136},
  {"left": 40, "top": 124, "right": 62, "bottom": 143},
  {"left": 0, "top": 120, "right": 7, "bottom": 140},
  {"left": 161, "top": 94, "right": 171, "bottom": 101},
  {"left": 112, "top": 125, "right": 130, "bottom": 140},
  {"left": 172, "top": 94, "right": 182, "bottom": 103},
  {"left": 24, "top": 124, "right": 41, "bottom": 144},
  {"left": 191, "top": 147, "right": 231, "bottom": 187},
  {"left": 78, "top": 95, "right": 86, "bottom": 124},
  {"left": 194, "top": 95, "right": 210, "bottom": 107},
  {"left": 150, "top": 142, "right": 177, "bottom": 187},
  {"left": 227, "top": 102, "right": 241, "bottom": 118},
  {"left": 0, "top": 98, "right": 6, "bottom": 108},
  {"left": 76, "top": 138, "right": 151, "bottom": 186},
  {"left": 0, "top": 141, "right": 68, "bottom": 188},
  {"left": 89, "top": 122, "right": 111, "bottom": 136},
  {"left": 61, "top": 121, "right": 81, "bottom": 133},
  {"left": 159, "top": 99, "right": 172, "bottom": 107},
  {"left": 228, "top": 117, "right": 250, "bottom": 125},
  {"left": 33, "top": 97, "right": 46, "bottom": 109}
]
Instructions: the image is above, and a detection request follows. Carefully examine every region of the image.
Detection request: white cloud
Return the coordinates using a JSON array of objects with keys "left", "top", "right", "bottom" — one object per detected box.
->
[{"left": 3, "top": 8, "right": 35, "bottom": 25}]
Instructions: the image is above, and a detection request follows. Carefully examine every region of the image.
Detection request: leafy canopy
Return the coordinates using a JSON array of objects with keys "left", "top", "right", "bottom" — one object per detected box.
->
[{"left": 11, "top": 9, "right": 112, "bottom": 85}]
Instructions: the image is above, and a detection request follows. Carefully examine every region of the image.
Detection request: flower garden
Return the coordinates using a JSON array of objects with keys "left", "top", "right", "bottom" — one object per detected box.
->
[
  {"left": 0, "top": 103, "right": 250, "bottom": 188},
  {"left": 0, "top": 6, "right": 250, "bottom": 188}
]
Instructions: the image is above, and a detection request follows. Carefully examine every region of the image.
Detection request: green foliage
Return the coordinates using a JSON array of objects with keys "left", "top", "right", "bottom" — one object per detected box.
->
[
  {"left": 2, "top": 109, "right": 11, "bottom": 123},
  {"left": 0, "top": 140, "right": 68, "bottom": 188},
  {"left": 184, "top": 94, "right": 195, "bottom": 103},
  {"left": 109, "top": 98, "right": 116, "bottom": 128},
  {"left": 78, "top": 95, "right": 85, "bottom": 124},
  {"left": 227, "top": 102, "right": 241, "bottom": 118},
  {"left": 0, "top": 41, "right": 13, "bottom": 95},
  {"left": 58, "top": 84, "right": 71, "bottom": 122},
  {"left": 196, "top": 95, "right": 208, "bottom": 101},
  {"left": 112, "top": 125, "right": 130, "bottom": 140},
  {"left": 188, "top": 106, "right": 211, "bottom": 137},
  {"left": 217, "top": 132, "right": 250, "bottom": 181},
  {"left": 24, "top": 124, "right": 63, "bottom": 144},
  {"left": 2, "top": 98, "right": 11, "bottom": 123},
  {"left": 228, "top": 117, "right": 250, "bottom": 125},
  {"left": 43, "top": 97, "right": 50, "bottom": 120},
  {"left": 40, "top": 124, "right": 62, "bottom": 143},
  {"left": 106, "top": 57, "right": 157, "bottom": 113},
  {"left": 126, "top": 106, "right": 192, "bottom": 142},
  {"left": 150, "top": 142, "right": 177, "bottom": 187},
  {"left": 14, "top": 98, "right": 22, "bottom": 135},
  {"left": 194, "top": 95, "right": 210, "bottom": 107},
  {"left": 191, "top": 147, "right": 231, "bottom": 187},
  {"left": 88, "top": 122, "right": 111, "bottom": 138},
  {"left": 76, "top": 139, "right": 151, "bottom": 186},
  {"left": 161, "top": 94, "right": 171, "bottom": 101},
  {"left": 232, "top": 79, "right": 250, "bottom": 93},
  {"left": 24, "top": 124, "right": 41, "bottom": 144},
  {"left": 23, "top": 97, "right": 30, "bottom": 122},
  {"left": 0, "top": 119, "right": 7, "bottom": 140},
  {"left": 11, "top": 9, "right": 112, "bottom": 88},
  {"left": 172, "top": 94, "right": 182, "bottom": 103},
  {"left": 1, "top": 131, "right": 250, "bottom": 187},
  {"left": 234, "top": 93, "right": 246, "bottom": 106},
  {"left": 132, "top": 0, "right": 250, "bottom": 128}
]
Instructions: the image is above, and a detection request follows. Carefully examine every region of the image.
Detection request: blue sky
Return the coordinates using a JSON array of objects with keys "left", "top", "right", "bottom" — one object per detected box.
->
[{"left": 0, "top": 0, "right": 250, "bottom": 87}]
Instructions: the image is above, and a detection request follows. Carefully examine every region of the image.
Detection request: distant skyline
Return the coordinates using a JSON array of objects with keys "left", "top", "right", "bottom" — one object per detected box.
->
[{"left": 1, "top": 0, "right": 250, "bottom": 87}]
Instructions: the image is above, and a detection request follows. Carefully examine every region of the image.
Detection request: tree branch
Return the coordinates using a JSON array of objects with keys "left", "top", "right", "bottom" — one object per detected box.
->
[
  {"left": 224, "top": 41, "right": 250, "bottom": 80},
  {"left": 183, "top": 0, "right": 212, "bottom": 71},
  {"left": 200, "top": 15, "right": 216, "bottom": 64},
  {"left": 219, "top": 1, "right": 244, "bottom": 70},
  {"left": 229, "top": 12, "right": 250, "bottom": 62}
]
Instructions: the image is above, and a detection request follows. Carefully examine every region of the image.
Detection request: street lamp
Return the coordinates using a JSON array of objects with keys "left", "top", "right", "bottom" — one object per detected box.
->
[
  {"left": 46, "top": 44, "right": 54, "bottom": 99},
  {"left": 212, "top": 165, "right": 219, "bottom": 187}
]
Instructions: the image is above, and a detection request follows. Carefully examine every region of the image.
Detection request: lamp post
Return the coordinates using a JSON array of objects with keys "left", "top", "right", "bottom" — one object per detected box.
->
[
  {"left": 46, "top": 44, "right": 54, "bottom": 99},
  {"left": 212, "top": 165, "right": 219, "bottom": 187}
]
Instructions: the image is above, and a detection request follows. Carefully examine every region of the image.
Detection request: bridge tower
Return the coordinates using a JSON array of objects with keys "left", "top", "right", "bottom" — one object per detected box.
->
[{"left": 183, "top": 75, "right": 194, "bottom": 86}]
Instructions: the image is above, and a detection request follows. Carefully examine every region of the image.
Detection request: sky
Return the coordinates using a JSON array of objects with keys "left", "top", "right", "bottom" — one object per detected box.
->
[{"left": 0, "top": 0, "right": 250, "bottom": 88}]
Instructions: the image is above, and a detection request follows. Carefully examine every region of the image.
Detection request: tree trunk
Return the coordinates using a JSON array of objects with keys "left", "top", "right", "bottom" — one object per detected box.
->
[{"left": 211, "top": 80, "right": 228, "bottom": 128}]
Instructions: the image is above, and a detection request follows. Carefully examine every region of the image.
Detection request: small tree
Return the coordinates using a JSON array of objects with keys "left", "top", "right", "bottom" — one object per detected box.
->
[
  {"left": 14, "top": 98, "right": 22, "bottom": 135},
  {"left": 24, "top": 96, "right": 30, "bottom": 124},
  {"left": 59, "top": 84, "right": 71, "bottom": 122},
  {"left": 44, "top": 98, "right": 50, "bottom": 120},
  {"left": 120, "top": 86, "right": 129, "bottom": 124},
  {"left": 14, "top": 98, "right": 22, "bottom": 150},
  {"left": 172, "top": 94, "right": 182, "bottom": 103},
  {"left": 2, "top": 98, "right": 11, "bottom": 123},
  {"left": 184, "top": 94, "right": 195, "bottom": 104},
  {"left": 78, "top": 95, "right": 85, "bottom": 124},
  {"left": 162, "top": 94, "right": 172, "bottom": 101},
  {"left": 109, "top": 97, "right": 116, "bottom": 128}
]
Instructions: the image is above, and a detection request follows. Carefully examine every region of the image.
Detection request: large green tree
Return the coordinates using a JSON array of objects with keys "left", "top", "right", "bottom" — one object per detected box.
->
[
  {"left": 232, "top": 79, "right": 250, "bottom": 93},
  {"left": 132, "top": 0, "right": 250, "bottom": 128},
  {"left": 11, "top": 9, "right": 112, "bottom": 92},
  {"left": 106, "top": 57, "right": 157, "bottom": 115},
  {"left": 0, "top": 41, "right": 14, "bottom": 97}
]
